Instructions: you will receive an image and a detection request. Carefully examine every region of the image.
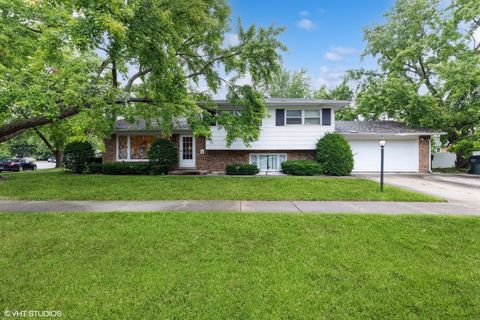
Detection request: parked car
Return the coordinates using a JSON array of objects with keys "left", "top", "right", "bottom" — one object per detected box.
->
[
  {"left": 0, "top": 158, "right": 37, "bottom": 172},
  {"left": 47, "top": 157, "right": 56, "bottom": 163}
]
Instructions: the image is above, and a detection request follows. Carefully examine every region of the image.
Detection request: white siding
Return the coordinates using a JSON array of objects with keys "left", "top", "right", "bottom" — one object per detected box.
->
[
  {"left": 347, "top": 138, "right": 419, "bottom": 172},
  {"left": 206, "top": 106, "right": 335, "bottom": 150}
]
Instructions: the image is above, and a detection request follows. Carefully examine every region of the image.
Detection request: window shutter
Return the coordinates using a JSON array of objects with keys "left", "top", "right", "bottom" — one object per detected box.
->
[
  {"left": 276, "top": 109, "right": 285, "bottom": 126},
  {"left": 322, "top": 108, "right": 331, "bottom": 126}
]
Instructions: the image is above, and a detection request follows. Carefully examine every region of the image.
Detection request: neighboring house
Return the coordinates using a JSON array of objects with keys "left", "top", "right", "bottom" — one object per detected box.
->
[{"left": 103, "top": 98, "right": 439, "bottom": 173}]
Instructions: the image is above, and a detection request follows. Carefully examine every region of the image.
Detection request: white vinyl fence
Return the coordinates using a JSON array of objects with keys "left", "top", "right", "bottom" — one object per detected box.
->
[{"left": 432, "top": 152, "right": 456, "bottom": 168}]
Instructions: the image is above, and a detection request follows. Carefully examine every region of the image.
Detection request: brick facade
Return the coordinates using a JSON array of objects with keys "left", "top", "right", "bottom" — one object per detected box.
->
[
  {"left": 195, "top": 137, "right": 315, "bottom": 172},
  {"left": 418, "top": 135, "right": 431, "bottom": 173},
  {"left": 103, "top": 134, "right": 116, "bottom": 163}
]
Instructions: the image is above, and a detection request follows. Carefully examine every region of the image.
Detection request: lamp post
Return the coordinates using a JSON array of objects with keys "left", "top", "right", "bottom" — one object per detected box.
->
[{"left": 379, "top": 138, "right": 386, "bottom": 192}]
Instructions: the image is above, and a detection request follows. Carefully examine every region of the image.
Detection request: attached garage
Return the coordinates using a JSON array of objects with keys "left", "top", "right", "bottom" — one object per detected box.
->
[
  {"left": 347, "top": 138, "right": 419, "bottom": 172},
  {"left": 336, "top": 121, "right": 439, "bottom": 173}
]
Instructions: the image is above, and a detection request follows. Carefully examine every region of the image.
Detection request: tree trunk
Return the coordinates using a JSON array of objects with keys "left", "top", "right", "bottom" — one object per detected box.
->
[
  {"left": 455, "top": 151, "right": 469, "bottom": 168},
  {"left": 54, "top": 149, "right": 63, "bottom": 168}
]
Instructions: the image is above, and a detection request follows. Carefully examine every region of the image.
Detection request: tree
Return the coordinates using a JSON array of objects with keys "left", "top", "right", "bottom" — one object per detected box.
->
[
  {"left": 264, "top": 68, "right": 311, "bottom": 98},
  {"left": 0, "top": 0, "right": 286, "bottom": 147},
  {"left": 313, "top": 81, "right": 356, "bottom": 120},
  {"left": 350, "top": 0, "right": 480, "bottom": 167}
]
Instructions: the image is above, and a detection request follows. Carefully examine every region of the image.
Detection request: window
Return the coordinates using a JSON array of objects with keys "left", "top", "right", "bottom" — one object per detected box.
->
[
  {"left": 117, "top": 135, "right": 159, "bottom": 161},
  {"left": 286, "top": 110, "right": 302, "bottom": 125},
  {"left": 249, "top": 153, "right": 287, "bottom": 171},
  {"left": 130, "top": 136, "right": 156, "bottom": 159},
  {"left": 304, "top": 110, "right": 321, "bottom": 125}
]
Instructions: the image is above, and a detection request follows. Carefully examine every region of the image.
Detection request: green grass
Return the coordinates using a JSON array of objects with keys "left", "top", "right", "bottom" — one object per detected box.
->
[
  {"left": 0, "top": 212, "right": 479, "bottom": 319},
  {"left": 0, "top": 171, "right": 441, "bottom": 201},
  {"left": 433, "top": 167, "right": 468, "bottom": 173}
]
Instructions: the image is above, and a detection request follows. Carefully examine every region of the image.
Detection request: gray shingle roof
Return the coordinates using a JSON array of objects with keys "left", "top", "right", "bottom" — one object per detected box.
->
[{"left": 335, "top": 121, "right": 438, "bottom": 135}]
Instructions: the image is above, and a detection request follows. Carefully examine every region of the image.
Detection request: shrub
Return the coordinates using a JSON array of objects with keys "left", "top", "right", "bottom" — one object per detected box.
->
[
  {"left": 226, "top": 163, "right": 259, "bottom": 175},
  {"left": 87, "top": 162, "right": 152, "bottom": 175},
  {"left": 281, "top": 160, "right": 323, "bottom": 176},
  {"left": 148, "top": 139, "right": 178, "bottom": 173},
  {"left": 316, "top": 132, "right": 354, "bottom": 176},
  {"left": 64, "top": 141, "right": 95, "bottom": 173}
]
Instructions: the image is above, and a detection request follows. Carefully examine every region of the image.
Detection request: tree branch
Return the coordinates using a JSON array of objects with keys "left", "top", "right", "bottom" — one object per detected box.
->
[
  {"left": 125, "top": 67, "right": 152, "bottom": 92},
  {"left": 33, "top": 128, "right": 55, "bottom": 153},
  {"left": 0, "top": 107, "right": 79, "bottom": 143},
  {"left": 187, "top": 51, "right": 241, "bottom": 78}
]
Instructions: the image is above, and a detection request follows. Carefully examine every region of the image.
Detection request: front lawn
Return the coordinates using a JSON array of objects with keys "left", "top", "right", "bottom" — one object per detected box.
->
[
  {"left": 0, "top": 171, "right": 441, "bottom": 201},
  {"left": 0, "top": 212, "right": 478, "bottom": 319}
]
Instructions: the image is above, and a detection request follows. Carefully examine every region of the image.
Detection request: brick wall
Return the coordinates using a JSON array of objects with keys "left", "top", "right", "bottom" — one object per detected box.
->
[
  {"left": 195, "top": 137, "right": 315, "bottom": 172},
  {"left": 419, "top": 136, "right": 430, "bottom": 173},
  {"left": 103, "top": 134, "right": 116, "bottom": 163},
  {"left": 103, "top": 134, "right": 316, "bottom": 172}
]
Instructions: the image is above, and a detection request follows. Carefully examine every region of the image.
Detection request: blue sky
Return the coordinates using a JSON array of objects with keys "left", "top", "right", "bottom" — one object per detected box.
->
[{"left": 226, "top": 0, "right": 395, "bottom": 90}]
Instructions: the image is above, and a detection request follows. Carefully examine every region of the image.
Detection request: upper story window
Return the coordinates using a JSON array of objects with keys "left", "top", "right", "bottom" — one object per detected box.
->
[
  {"left": 284, "top": 109, "right": 323, "bottom": 125},
  {"left": 304, "top": 110, "right": 321, "bottom": 125},
  {"left": 286, "top": 110, "right": 302, "bottom": 124}
]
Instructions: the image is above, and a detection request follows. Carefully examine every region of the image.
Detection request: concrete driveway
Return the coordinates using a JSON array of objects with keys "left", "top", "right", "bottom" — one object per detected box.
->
[{"left": 357, "top": 173, "right": 480, "bottom": 203}]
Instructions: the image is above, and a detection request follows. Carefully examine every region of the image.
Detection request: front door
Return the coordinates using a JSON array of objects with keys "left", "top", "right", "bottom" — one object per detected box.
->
[{"left": 179, "top": 135, "right": 196, "bottom": 168}]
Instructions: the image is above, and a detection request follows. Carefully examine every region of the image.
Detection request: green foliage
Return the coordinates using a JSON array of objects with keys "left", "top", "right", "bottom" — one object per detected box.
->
[
  {"left": 264, "top": 68, "right": 311, "bottom": 98},
  {"left": 0, "top": 0, "right": 286, "bottom": 147},
  {"left": 148, "top": 139, "right": 178, "bottom": 173},
  {"left": 64, "top": 141, "right": 95, "bottom": 173},
  {"left": 316, "top": 133, "right": 354, "bottom": 176},
  {"left": 313, "top": 81, "right": 355, "bottom": 120},
  {"left": 226, "top": 163, "right": 259, "bottom": 175},
  {"left": 351, "top": 0, "right": 480, "bottom": 166},
  {"left": 88, "top": 162, "right": 152, "bottom": 175},
  {"left": 281, "top": 160, "right": 323, "bottom": 176}
]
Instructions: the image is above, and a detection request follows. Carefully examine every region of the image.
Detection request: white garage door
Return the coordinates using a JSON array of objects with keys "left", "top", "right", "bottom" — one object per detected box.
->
[{"left": 348, "top": 139, "right": 419, "bottom": 172}]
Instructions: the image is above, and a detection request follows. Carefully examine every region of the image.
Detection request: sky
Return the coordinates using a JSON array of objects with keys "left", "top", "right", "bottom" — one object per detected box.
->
[{"left": 222, "top": 0, "right": 396, "bottom": 94}]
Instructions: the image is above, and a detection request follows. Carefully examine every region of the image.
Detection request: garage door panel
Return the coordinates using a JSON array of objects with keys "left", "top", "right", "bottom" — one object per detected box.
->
[{"left": 348, "top": 139, "right": 419, "bottom": 172}]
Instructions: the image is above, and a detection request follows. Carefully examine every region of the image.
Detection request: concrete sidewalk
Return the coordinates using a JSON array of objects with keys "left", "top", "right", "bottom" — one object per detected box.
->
[{"left": 0, "top": 200, "right": 479, "bottom": 215}]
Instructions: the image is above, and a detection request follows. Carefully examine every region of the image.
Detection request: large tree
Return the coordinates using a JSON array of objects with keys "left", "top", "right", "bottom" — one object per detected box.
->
[
  {"left": 263, "top": 68, "right": 311, "bottom": 98},
  {"left": 0, "top": 0, "right": 286, "bottom": 146},
  {"left": 351, "top": 0, "right": 480, "bottom": 166}
]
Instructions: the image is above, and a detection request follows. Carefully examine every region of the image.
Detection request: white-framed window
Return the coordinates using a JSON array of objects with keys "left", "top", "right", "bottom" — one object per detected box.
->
[
  {"left": 286, "top": 110, "right": 302, "bottom": 125},
  {"left": 304, "top": 110, "right": 321, "bottom": 125},
  {"left": 249, "top": 153, "right": 287, "bottom": 171},
  {"left": 116, "top": 134, "right": 158, "bottom": 161},
  {"left": 285, "top": 109, "right": 322, "bottom": 125}
]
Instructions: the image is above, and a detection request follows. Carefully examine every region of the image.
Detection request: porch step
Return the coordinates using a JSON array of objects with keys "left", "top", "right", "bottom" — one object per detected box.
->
[{"left": 170, "top": 169, "right": 210, "bottom": 175}]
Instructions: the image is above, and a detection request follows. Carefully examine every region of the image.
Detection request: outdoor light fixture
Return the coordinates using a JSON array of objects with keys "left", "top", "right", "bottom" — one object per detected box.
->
[{"left": 379, "top": 137, "right": 386, "bottom": 192}]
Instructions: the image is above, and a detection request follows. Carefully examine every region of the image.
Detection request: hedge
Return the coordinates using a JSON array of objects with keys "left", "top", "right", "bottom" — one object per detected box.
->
[
  {"left": 316, "top": 132, "right": 354, "bottom": 176},
  {"left": 148, "top": 139, "right": 178, "bottom": 173},
  {"left": 64, "top": 141, "right": 95, "bottom": 173},
  {"left": 226, "top": 163, "right": 259, "bottom": 175},
  {"left": 88, "top": 162, "right": 167, "bottom": 175},
  {"left": 281, "top": 160, "right": 323, "bottom": 176}
]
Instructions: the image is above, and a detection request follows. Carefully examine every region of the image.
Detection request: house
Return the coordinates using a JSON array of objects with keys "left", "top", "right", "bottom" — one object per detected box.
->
[{"left": 102, "top": 98, "right": 439, "bottom": 173}]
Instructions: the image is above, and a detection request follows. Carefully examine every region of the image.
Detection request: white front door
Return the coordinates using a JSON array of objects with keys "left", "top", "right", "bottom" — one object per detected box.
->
[{"left": 179, "top": 135, "right": 196, "bottom": 168}]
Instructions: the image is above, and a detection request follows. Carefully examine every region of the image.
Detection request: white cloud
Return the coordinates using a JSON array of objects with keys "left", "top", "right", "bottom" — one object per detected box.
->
[
  {"left": 223, "top": 33, "right": 240, "bottom": 47},
  {"left": 313, "top": 65, "right": 346, "bottom": 89},
  {"left": 297, "top": 19, "right": 316, "bottom": 31},
  {"left": 324, "top": 46, "right": 358, "bottom": 61},
  {"left": 299, "top": 10, "right": 309, "bottom": 17},
  {"left": 324, "top": 52, "right": 344, "bottom": 62}
]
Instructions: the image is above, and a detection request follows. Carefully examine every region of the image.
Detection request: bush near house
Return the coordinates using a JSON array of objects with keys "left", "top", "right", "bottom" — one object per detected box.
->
[
  {"left": 226, "top": 163, "right": 260, "bottom": 175},
  {"left": 63, "top": 141, "right": 95, "bottom": 173},
  {"left": 316, "top": 133, "right": 354, "bottom": 176},
  {"left": 148, "top": 139, "right": 178, "bottom": 174},
  {"left": 281, "top": 160, "right": 323, "bottom": 176}
]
